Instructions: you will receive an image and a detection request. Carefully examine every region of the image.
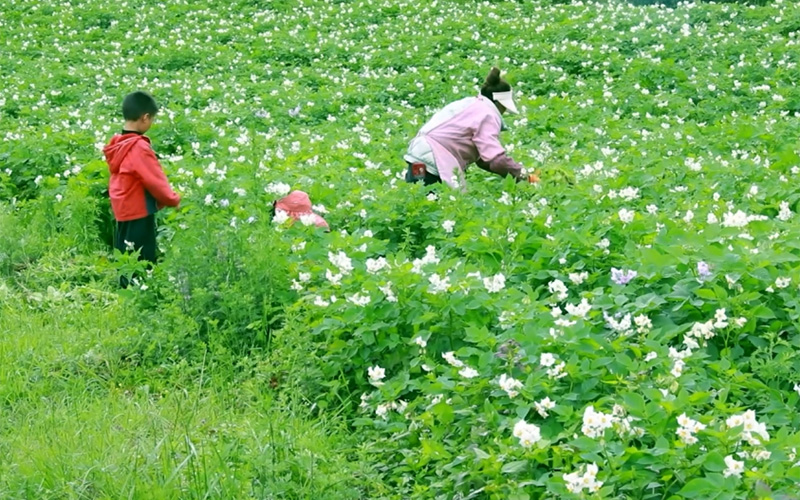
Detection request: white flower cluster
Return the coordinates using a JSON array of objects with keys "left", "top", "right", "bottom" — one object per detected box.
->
[
  {"left": 375, "top": 400, "right": 407, "bottom": 420},
  {"left": 676, "top": 413, "right": 706, "bottom": 445},
  {"left": 347, "top": 292, "right": 371, "bottom": 307},
  {"left": 512, "top": 419, "right": 541, "bottom": 448},
  {"left": 498, "top": 374, "right": 523, "bottom": 398},
  {"left": 264, "top": 181, "right": 291, "bottom": 196},
  {"left": 428, "top": 273, "right": 451, "bottom": 294},
  {"left": 618, "top": 208, "right": 635, "bottom": 224},
  {"left": 569, "top": 271, "right": 589, "bottom": 285},
  {"left": 328, "top": 251, "right": 354, "bottom": 275},
  {"left": 367, "top": 365, "right": 385, "bottom": 385},
  {"left": 535, "top": 397, "right": 556, "bottom": 418},
  {"left": 548, "top": 279, "right": 568, "bottom": 300},
  {"left": 366, "top": 257, "right": 389, "bottom": 274},
  {"left": 442, "top": 352, "right": 479, "bottom": 379},
  {"left": 726, "top": 410, "right": 770, "bottom": 446},
  {"left": 582, "top": 406, "right": 615, "bottom": 438},
  {"left": 483, "top": 273, "right": 506, "bottom": 293},
  {"left": 564, "top": 463, "right": 603, "bottom": 494},
  {"left": 412, "top": 245, "right": 440, "bottom": 273},
  {"left": 723, "top": 455, "right": 745, "bottom": 478},
  {"left": 604, "top": 312, "right": 632, "bottom": 335},
  {"left": 565, "top": 298, "right": 591, "bottom": 319},
  {"left": 378, "top": 282, "right": 397, "bottom": 303},
  {"left": 540, "top": 353, "right": 567, "bottom": 379}
]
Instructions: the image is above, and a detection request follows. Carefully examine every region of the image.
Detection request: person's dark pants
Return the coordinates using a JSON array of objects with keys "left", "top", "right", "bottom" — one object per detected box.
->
[
  {"left": 114, "top": 214, "right": 156, "bottom": 287},
  {"left": 405, "top": 162, "right": 442, "bottom": 186}
]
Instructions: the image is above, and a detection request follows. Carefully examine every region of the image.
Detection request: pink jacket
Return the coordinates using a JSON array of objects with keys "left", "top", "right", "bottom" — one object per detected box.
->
[{"left": 405, "top": 95, "right": 522, "bottom": 188}]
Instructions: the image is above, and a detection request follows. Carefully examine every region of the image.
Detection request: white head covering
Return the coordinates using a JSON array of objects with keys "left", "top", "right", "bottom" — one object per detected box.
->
[{"left": 492, "top": 90, "right": 519, "bottom": 114}]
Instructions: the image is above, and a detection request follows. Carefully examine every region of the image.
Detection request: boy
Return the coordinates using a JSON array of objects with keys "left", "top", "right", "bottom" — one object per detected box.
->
[{"left": 103, "top": 91, "right": 180, "bottom": 274}]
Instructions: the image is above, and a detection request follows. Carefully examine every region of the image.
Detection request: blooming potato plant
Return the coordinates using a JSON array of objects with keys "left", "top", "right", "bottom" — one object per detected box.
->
[{"left": 5, "top": 0, "right": 800, "bottom": 498}]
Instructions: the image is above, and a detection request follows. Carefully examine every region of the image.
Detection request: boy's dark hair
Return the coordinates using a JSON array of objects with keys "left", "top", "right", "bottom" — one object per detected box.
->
[
  {"left": 480, "top": 67, "right": 511, "bottom": 101},
  {"left": 122, "top": 91, "right": 159, "bottom": 121}
]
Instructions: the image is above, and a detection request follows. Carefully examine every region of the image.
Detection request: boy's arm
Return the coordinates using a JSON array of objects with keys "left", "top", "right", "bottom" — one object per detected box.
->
[{"left": 134, "top": 143, "right": 181, "bottom": 208}]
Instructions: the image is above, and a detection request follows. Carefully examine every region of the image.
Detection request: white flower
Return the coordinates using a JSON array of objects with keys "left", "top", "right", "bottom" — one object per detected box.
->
[
  {"left": 753, "top": 450, "right": 771, "bottom": 461},
  {"left": 483, "top": 273, "right": 506, "bottom": 293},
  {"left": 683, "top": 210, "right": 694, "bottom": 223},
  {"left": 442, "top": 220, "right": 455, "bottom": 233},
  {"left": 619, "top": 187, "right": 639, "bottom": 201},
  {"left": 204, "top": 194, "right": 214, "bottom": 206},
  {"left": 265, "top": 182, "right": 291, "bottom": 196},
  {"left": 442, "top": 351, "right": 464, "bottom": 368},
  {"left": 565, "top": 298, "right": 592, "bottom": 319},
  {"left": 569, "top": 271, "right": 589, "bottom": 285},
  {"left": 379, "top": 282, "right": 397, "bottom": 303},
  {"left": 273, "top": 209, "right": 290, "bottom": 224},
  {"left": 414, "top": 336, "right": 427, "bottom": 348},
  {"left": 722, "top": 210, "right": 749, "bottom": 228},
  {"left": 778, "top": 201, "right": 793, "bottom": 221},
  {"left": 375, "top": 403, "right": 391, "bottom": 419},
  {"left": 325, "top": 269, "right": 342, "bottom": 286},
  {"left": 548, "top": 279, "right": 568, "bottom": 300},
  {"left": 671, "top": 359, "right": 685, "bottom": 378},
  {"left": 312, "top": 295, "right": 329, "bottom": 307},
  {"left": 707, "top": 212, "right": 719, "bottom": 224},
  {"left": 366, "top": 257, "right": 389, "bottom": 274},
  {"left": 328, "top": 251, "right": 353, "bottom": 275},
  {"left": 547, "top": 362, "right": 567, "bottom": 380},
  {"left": 347, "top": 292, "right": 371, "bottom": 307},
  {"left": 676, "top": 413, "right": 706, "bottom": 445},
  {"left": 776, "top": 277, "right": 791, "bottom": 289},
  {"left": 723, "top": 455, "right": 745, "bottom": 478},
  {"left": 368, "top": 366, "right": 386, "bottom": 383},
  {"left": 634, "top": 314, "right": 652, "bottom": 333},
  {"left": 535, "top": 397, "right": 556, "bottom": 418},
  {"left": 428, "top": 273, "right": 451, "bottom": 294},
  {"left": 512, "top": 420, "right": 542, "bottom": 448},
  {"left": 540, "top": 353, "right": 556, "bottom": 367},
  {"left": 618, "top": 208, "right": 635, "bottom": 224},
  {"left": 794, "top": 383, "right": 800, "bottom": 396},
  {"left": 411, "top": 245, "right": 440, "bottom": 273},
  {"left": 582, "top": 406, "right": 615, "bottom": 439},
  {"left": 498, "top": 374, "right": 523, "bottom": 398},
  {"left": 714, "top": 308, "right": 729, "bottom": 329},
  {"left": 644, "top": 352, "right": 658, "bottom": 362},
  {"left": 299, "top": 213, "right": 317, "bottom": 226},
  {"left": 726, "top": 410, "right": 770, "bottom": 445},
  {"left": 459, "top": 367, "right": 479, "bottom": 379}
]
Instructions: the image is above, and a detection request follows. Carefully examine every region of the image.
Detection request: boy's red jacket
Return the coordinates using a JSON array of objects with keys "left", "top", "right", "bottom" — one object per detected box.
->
[{"left": 103, "top": 133, "right": 180, "bottom": 222}]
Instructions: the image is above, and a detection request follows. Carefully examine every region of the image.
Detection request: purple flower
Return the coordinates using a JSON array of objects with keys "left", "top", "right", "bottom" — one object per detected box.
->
[
  {"left": 611, "top": 268, "right": 637, "bottom": 285},
  {"left": 697, "top": 261, "right": 711, "bottom": 278}
]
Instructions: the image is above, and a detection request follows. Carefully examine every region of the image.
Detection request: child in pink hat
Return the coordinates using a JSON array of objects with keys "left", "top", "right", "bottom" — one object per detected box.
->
[{"left": 273, "top": 190, "right": 330, "bottom": 230}]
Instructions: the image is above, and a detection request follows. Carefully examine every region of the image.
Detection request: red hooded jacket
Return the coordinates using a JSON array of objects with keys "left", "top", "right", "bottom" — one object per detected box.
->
[{"left": 103, "top": 133, "right": 181, "bottom": 222}]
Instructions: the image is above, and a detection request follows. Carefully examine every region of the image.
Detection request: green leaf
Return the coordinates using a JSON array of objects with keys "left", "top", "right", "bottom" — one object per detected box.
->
[
  {"left": 702, "top": 451, "right": 726, "bottom": 472},
  {"left": 677, "top": 478, "right": 719, "bottom": 498},
  {"left": 622, "top": 392, "right": 647, "bottom": 417},
  {"left": 501, "top": 460, "right": 528, "bottom": 474},
  {"left": 694, "top": 289, "right": 716, "bottom": 300}
]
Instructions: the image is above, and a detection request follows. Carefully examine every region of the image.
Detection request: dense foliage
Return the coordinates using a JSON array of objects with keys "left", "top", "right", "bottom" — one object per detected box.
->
[{"left": 3, "top": 0, "right": 800, "bottom": 498}]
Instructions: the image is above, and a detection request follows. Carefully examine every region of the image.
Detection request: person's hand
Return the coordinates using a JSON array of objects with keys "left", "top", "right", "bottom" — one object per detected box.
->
[{"left": 528, "top": 172, "right": 540, "bottom": 184}]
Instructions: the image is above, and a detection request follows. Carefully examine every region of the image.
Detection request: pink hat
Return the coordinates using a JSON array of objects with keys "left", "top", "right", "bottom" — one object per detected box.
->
[{"left": 275, "top": 190, "right": 329, "bottom": 230}]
